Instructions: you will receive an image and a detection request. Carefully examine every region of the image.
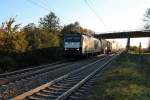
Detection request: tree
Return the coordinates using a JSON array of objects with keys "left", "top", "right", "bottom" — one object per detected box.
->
[
  {"left": 23, "top": 23, "right": 42, "bottom": 50},
  {"left": 61, "top": 22, "right": 81, "bottom": 34},
  {"left": 0, "top": 17, "right": 28, "bottom": 53},
  {"left": 61, "top": 21, "right": 95, "bottom": 36},
  {"left": 38, "top": 12, "right": 60, "bottom": 47},
  {"left": 130, "top": 46, "right": 138, "bottom": 53},
  {"left": 23, "top": 22, "right": 60, "bottom": 50},
  {"left": 39, "top": 12, "right": 60, "bottom": 33}
]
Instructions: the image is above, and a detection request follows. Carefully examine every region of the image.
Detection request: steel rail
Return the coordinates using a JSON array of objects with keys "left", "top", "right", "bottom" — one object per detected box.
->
[
  {"left": 11, "top": 55, "right": 108, "bottom": 100},
  {"left": 0, "top": 60, "right": 66, "bottom": 78},
  {"left": 0, "top": 62, "right": 69, "bottom": 85},
  {"left": 56, "top": 53, "right": 120, "bottom": 100}
]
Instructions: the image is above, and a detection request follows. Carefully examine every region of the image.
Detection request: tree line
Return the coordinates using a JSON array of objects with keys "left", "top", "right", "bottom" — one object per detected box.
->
[
  {"left": 0, "top": 12, "right": 93, "bottom": 73},
  {"left": 0, "top": 12, "right": 94, "bottom": 54}
]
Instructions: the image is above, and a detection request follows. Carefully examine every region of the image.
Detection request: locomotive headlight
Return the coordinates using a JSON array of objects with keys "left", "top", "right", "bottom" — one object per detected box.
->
[
  {"left": 65, "top": 48, "right": 68, "bottom": 50},
  {"left": 76, "top": 48, "right": 79, "bottom": 50}
]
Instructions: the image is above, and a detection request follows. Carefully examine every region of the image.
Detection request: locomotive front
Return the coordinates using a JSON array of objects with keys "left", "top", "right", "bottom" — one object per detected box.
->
[{"left": 64, "top": 33, "right": 82, "bottom": 56}]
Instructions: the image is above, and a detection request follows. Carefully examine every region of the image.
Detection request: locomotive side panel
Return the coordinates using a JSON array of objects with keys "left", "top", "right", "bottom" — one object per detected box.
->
[
  {"left": 106, "top": 41, "right": 112, "bottom": 53},
  {"left": 82, "top": 35, "right": 101, "bottom": 55},
  {"left": 101, "top": 39, "right": 108, "bottom": 53}
]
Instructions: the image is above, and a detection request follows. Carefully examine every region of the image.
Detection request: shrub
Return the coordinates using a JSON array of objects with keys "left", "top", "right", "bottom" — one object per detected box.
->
[{"left": 0, "top": 56, "right": 17, "bottom": 73}]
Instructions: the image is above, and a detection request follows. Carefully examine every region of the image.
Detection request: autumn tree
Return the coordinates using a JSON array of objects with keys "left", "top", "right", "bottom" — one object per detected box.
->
[
  {"left": 23, "top": 23, "right": 59, "bottom": 50},
  {"left": 23, "top": 23, "right": 42, "bottom": 50},
  {"left": 0, "top": 17, "right": 28, "bottom": 53}
]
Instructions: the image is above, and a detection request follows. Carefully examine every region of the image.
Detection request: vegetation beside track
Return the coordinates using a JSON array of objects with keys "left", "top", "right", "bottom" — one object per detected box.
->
[
  {"left": 86, "top": 54, "right": 150, "bottom": 100},
  {"left": 0, "top": 47, "right": 64, "bottom": 74},
  {"left": 0, "top": 12, "right": 94, "bottom": 74}
]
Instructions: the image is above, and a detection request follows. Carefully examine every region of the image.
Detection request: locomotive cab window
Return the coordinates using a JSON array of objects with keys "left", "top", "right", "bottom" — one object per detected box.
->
[{"left": 64, "top": 36, "right": 81, "bottom": 42}]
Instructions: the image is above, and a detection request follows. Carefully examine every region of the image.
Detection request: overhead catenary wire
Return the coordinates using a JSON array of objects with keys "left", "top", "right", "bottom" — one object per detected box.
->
[
  {"left": 38, "top": 0, "right": 50, "bottom": 9},
  {"left": 26, "top": 0, "right": 71, "bottom": 22},
  {"left": 84, "top": 0, "right": 108, "bottom": 30}
]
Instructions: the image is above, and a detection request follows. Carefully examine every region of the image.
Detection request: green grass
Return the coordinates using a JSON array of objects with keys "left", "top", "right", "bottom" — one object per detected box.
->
[{"left": 86, "top": 55, "right": 150, "bottom": 100}]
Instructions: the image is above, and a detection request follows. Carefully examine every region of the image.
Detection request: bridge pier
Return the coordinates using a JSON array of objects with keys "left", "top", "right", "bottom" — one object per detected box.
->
[{"left": 126, "top": 37, "right": 130, "bottom": 52}]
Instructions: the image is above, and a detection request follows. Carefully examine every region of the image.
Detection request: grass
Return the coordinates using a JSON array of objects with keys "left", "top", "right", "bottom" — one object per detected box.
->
[{"left": 86, "top": 54, "right": 150, "bottom": 100}]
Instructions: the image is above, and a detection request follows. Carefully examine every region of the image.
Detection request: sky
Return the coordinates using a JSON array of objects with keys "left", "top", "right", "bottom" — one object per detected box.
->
[{"left": 0, "top": 0, "right": 150, "bottom": 48}]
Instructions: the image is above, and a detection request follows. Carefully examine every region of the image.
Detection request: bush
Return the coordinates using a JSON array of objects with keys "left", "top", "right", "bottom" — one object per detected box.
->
[{"left": 0, "top": 56, "right": 17, "bottom": 73}]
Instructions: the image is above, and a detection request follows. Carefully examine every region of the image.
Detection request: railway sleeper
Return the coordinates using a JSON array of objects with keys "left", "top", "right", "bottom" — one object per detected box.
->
[
  {"left": 27, "top": 94, "right": 56, "bottom": 100},
  {"left": 70, "top": 74, "right": 86, "bottom": 78},
  {"left": 26, "top": 96, "right": 41, "bottom": 100},
  {"left": 34, "top": 94, "right": 58, "bottom": 100},
  {"left": 60, "top": 81, "right": 77, "bottom": 85},
  {"left": 56, "top": 83, "right": 75, "bottom": 87},
  {"left": 73, "top": 92, "right": 83, "bottom": 97},
  {"left": 84, "top": 80, "right": 95, "bottom": 86},
  {"left": 51, "top": 84, "right": 73, "bottom": 88},
  {"left": 82, "top": 84, "right": 92, "bottom": 88},
  {"left": 30, "top": 92, "right": 58, "bottom": 99},
  {"left": 51, "top": 84, "right": 72, "bottom": 89},
  {"left": 40, "top": 90, "right": 63, "bottom": 95},
  {"left": 35, "top": 92, "right": 58, "bottom": 98},
  {"left": 70, "top": 90, "right": 90, "bottom": 99},
  {"left": 62, "top": 79, "right": 80, "bottom": 83},
  {"left": 80, "top": 84, "right": 92, "bottom": 90},
  {"left": 68, "top": 95, "right": 80, "bottom": 100},
  {"left": 47, "top": 87, "right": 69, "bottom": 92},
  {"left": 76, "top": 88, "right": 88, "bottom": 93},
  {"left": 41, "top": 89, "right": 65, "bottom": 96},
  {"left": 67, "top": 77, "right": 83, "bottom": 80},
  {"left": 65, "top": 78, "right": 82, "bottom": 81},
  {"left": 41, "top": 89, "right": 54, "bottom": 93},
  {"left": 50, "top": 84, "right": 64, "bottom": 88},
  {"left": 40, "top": 89, "right": 65, "bottom": 94}
]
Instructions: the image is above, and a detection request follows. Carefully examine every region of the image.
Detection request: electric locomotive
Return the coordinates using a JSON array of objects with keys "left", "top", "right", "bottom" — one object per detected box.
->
[{"left": 64, "top": 32, "right": 109, "bottom": 56}]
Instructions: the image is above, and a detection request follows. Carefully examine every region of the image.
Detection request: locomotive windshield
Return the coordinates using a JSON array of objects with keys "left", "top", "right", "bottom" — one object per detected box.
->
[{"left": 65, "top": 36, "right": 81, "bottom": 42}]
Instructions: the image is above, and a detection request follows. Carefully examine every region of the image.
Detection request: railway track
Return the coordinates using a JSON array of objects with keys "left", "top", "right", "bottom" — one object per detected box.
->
[
  {"left": 11, "top": 53, "right": 121, "bottom": 100},
  {"left": 0, "top": 60, "right": 69, "bottom": 85},
  {"left": 0, "top": 60, "right": 65, "bottom": 78},
  {"left": 0, "top": 55, "right": 106, "bottom": 99}
]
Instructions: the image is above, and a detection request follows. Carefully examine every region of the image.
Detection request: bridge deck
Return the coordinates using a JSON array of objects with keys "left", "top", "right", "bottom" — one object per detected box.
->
[{"left": 95, "top": 31, "right": 150, "bottom": 39}]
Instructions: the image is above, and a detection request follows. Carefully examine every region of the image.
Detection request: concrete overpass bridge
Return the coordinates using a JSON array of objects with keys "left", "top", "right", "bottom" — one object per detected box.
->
[{"left": 94, "top": 30, "right": 150, "bottom": 50}]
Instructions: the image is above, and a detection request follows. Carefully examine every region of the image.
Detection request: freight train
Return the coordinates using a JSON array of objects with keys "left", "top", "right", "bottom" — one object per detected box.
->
[{"left": 63, "top": 32, "right": 113, "bottom": 57}]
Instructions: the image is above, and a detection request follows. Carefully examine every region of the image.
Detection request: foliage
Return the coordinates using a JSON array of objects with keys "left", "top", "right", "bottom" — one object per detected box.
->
[
  {"left": 0, "top": 12, "right": 63, "bottom": 73},
  {"left": 61, "top": 21, "right": 94, "bottom": 35},
  {"left": 23, "top": 23, "right": 43, "bottom": 50},
  {"left": 0, "top": 56, "right": 17, "bottom": 73},
  {"left": 130, "top": 46, "right": 139, "bottom": 53},
  {"left": 0, "top": 17, "right": 28, "bottom": 53},
  {"left": 23, "top": 23, "right": 60, "bottom": 50},
  {"left": 39, "top": 12, "right": 60, "bottom": 33},
  {"left": 0, "top": 11, "right": 96, "bottom": 73}
]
